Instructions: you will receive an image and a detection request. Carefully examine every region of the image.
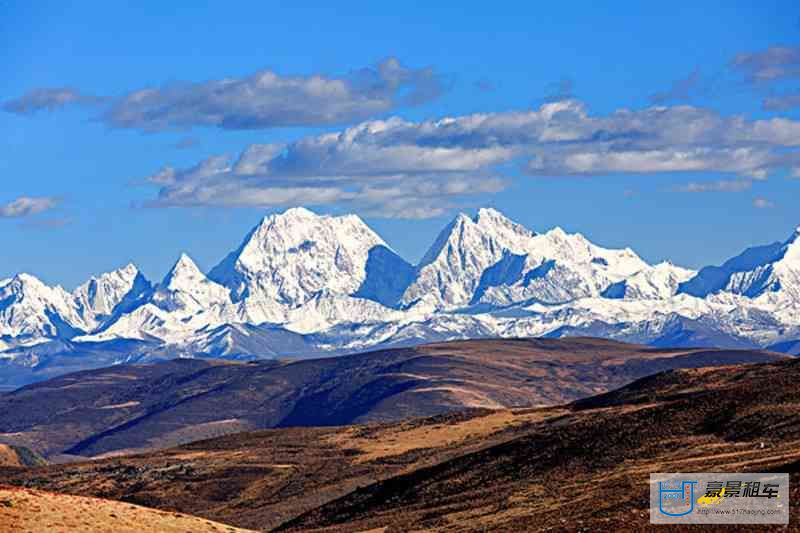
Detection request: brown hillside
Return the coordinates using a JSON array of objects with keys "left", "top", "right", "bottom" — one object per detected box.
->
[
  {"left": 7, "top": 356, "right": 800, "bottom": 531},
  {"left": 0, "top": 484, "right": 255, "bottom": 532},
  {"left": 0, "top": 338, "right": 784, "bottom": 459}
]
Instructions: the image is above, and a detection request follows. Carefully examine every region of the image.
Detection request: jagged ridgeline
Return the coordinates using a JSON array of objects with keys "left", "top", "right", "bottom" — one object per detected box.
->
[{"left": 2, "top": 208, "right": 800, "bottom": 387}]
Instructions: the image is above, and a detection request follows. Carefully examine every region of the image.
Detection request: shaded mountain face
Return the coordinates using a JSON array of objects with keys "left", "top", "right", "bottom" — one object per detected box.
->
[
  {"left": 6, "top": 356, "right": 800, "bottom": 532},
  {"left": 207, "top": 207, "right": 412, "bottom": 308},
  {"left": 88, "top": 254, "right": 232, "bottom": 343},
  {"left": 679, "top": 227, "right": 800, "bottom": 301},
  {"left": 400, "top": 208, "right": 655, "bottom": 309},
  {"left": 0, "top": 338, "right": 784, "bottom": 459},
  {"left": 2, "top": 207, "right": 800, "bottom": 388},
  {"left": 73, "top": 264, "right": 152, "bottom": 329},
  {"left": 401, "top": 209, "right": 538, "bottom": 308},
  {"left": 769, "top": 338, "right": 800, "bottom": 355},
  {"left": 602, "top": 261, "right": 695, "bottom": 300},
  {"left": 0, "top": 265, "right": 151, "bottom": 350},
  {"left": 0, "top": 274, "right": 86, "bottom": 340}
]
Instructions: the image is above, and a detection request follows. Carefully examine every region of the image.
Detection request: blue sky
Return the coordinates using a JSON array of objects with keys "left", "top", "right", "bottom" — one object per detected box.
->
[{"left": 2, "top": 1, "right": 799, "bottom": 287}]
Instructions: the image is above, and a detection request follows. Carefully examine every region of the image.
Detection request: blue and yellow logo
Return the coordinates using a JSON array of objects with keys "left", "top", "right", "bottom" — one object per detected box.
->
[{"left": 658, "top": 480, "right": 697, "bottom": 517}]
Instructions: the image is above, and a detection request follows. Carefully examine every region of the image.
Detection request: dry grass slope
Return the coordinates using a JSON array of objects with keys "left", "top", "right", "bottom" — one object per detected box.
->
[
  {"left": 1, "top": 340, "right": 796, "bottom": 531},
  {"left": 0, "top": 338, "right": 784, "bottom": 460},
  {"left": 0, "top": 485, "right": 255, "bottom": 532}
]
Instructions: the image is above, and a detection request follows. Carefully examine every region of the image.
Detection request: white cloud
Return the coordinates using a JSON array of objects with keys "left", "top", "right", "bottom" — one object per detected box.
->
[
  {"left": 5, "top": 59, "right": 447, "bottom": 132},
  {"left": 763, "top": 91, "right": 800, "bottom": 112},
  {"left": 731, "top": 46, "right": 800, "bottom": 83},
  {"left": 139, "top": 100, "right": 800, "bottom": 218},
  {"left": 0, "top": 196, "right": 59, "bottom": 218},
  {"left": 3, "top": 88, "right": 102, "bottom": 115}
]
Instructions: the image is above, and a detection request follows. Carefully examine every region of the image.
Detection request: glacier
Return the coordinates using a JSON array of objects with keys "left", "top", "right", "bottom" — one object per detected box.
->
[{"left": 2, "top": 207, "right": 799, "bottom": 387}]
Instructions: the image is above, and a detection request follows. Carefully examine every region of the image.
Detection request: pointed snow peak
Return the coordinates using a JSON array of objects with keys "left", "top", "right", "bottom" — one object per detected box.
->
[
  {"left": 84, "top": 263, "right": 140, "bottom": 286},
  {"left": 284, "top": 206, "right": 316, "bottom": 216},
  {"left": 417, "top": 213, "right": 475, "bottom": 268},
  {"left": 543, "top": 227, "right": 602, "bottom": 250},
  {"left": 163, "top": 253, "right": 204, "bottom": 288},
  {"left": 783, "top": 227, "right": 800, "bottom": 260},
  {"left": 253, "top": 207, "right": 320, "bottom": 234},
  {"left": 120, "top": 262, "right": 139, "bottom": 276},
  {"left": 473, "top": 208, "right": 536, "bottom": 237},
  {"left": 452, "top": 212, "right": 474, "bottom": 230},
  {"left": 71, "top": 262, "right": 151, "bottom": 324},
  {"left": 472, "top": 209, "right": 538, "bottom": 254},
  {"left": 544, "top": 226, "right": 580, "bottom": 246},
  {"left": 208, "top": 207, "right": 390, "bottom": 305},
  {"left": 785, "top": 226, "right": 800, "bottom": 244},
  {"left": 173, "top": 253, "right": 201, "bottom": 274},
  {"left": 9, "top": 272, "right": 48, "bottom": 290},
  {"left": 454, "top": 212, "right": 473, "bottom": 225},
  {"left": 474, "top": 207, "right": 503, "bottom": 221},
  {"left": 267, "top": 206, "right": 317, "bottom": 223}
]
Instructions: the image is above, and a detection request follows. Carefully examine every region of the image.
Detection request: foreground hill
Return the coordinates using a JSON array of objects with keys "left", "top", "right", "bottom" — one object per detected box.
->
[
  {"left": 3, "top": 409, "right": 553, "bottom": 531},
  {"left": 0, "top": 444, "right": 46, "bottom": 468},
  {"left": 0, "top": 485, "right": 255, "bottom": 532},
  {"left": 0, "top": 338, "right": 784, "bottom": 459},
  {"left": 281, "top": 358, "right": 800, "bottom": 532},
  {"left": 5, "top": 356, "right": 800, "bottom": 531}
]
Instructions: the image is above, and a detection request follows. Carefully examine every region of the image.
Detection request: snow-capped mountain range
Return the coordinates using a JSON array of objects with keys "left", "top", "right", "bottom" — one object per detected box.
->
[{"left": 2, "top": 207, "right": 800, "bottom": 385}]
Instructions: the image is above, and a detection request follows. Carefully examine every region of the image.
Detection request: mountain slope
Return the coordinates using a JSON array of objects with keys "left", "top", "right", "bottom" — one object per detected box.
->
[
  {"left": 279, "top": 358, "right": 800, "bottom": 532},
  {"left": 0, "top": 274, "right": 86, "bottom": 340},
  {"left": 0, "top": 485, "right": 255, "bottom": 533},
  {"left": 72, "top": 263, "right": 152, "bottom": 330},
  {"left": 679, "top": 227, "right": 800, "bottom": 302},
  {"left": 602, "top": 261, "right": 695, "bottom": 300},
  {"left": 402, "top": 208, "right": 657, "bottom": 311},
  {"left": 83, "top": 254, "right": 232, "bottom": 343},
  {"left": 0, "top": 338, "right": 784, "bottom": 459},
  {"left": 0, "top": 444, "right": 46, "bottom": 467},
  {"left": 7, "top": 356, "right": 800, "bottom": 532},
  {"left": 401, "top": 209, "right": 538, "bottom": 309}
]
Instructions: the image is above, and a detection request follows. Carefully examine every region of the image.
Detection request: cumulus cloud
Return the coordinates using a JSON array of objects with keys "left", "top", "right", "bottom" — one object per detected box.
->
[
  {"left": 753, "top": 197, "right": 776, "bottom": 209},
  {"left": 731, "top": 46, "right": 800, "bottom": 83},
  {"left": 3, "top": 88, "right": 102, "bottom": 115},
  {"left": 138, "top": 99, "right": 800, "bottom": 218},
  {"left": 0, "top": 196, "right": 59, "bottom": 218},
  {"left": 4, "top": 59, "right": 447, "bottom": 132},
  {"left": 763, "top": 91, "right": 800, "bottom": 111}
]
